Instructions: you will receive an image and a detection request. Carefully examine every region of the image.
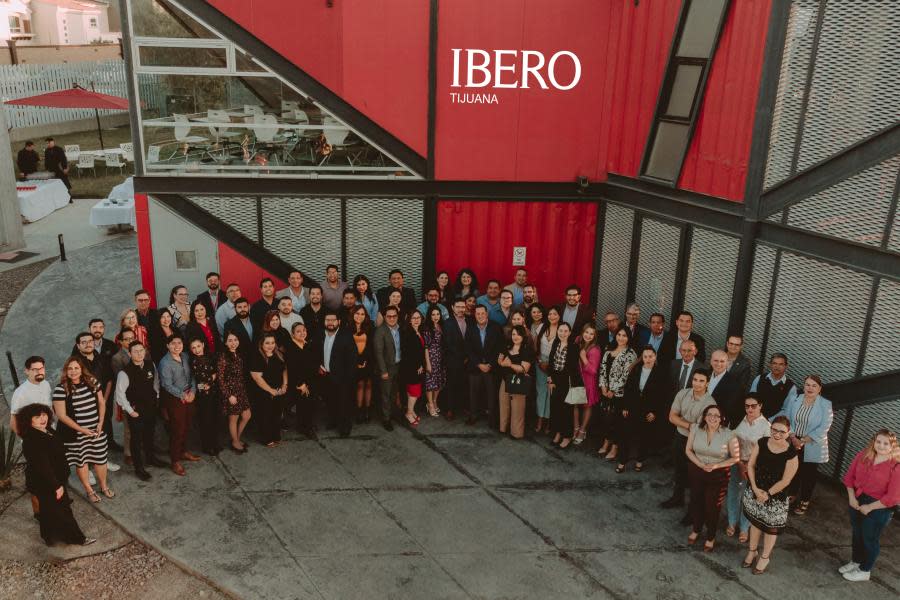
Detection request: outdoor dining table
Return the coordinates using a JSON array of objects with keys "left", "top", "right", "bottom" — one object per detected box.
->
[{"left": 16, "top": 179, "right": 69, "bottom": 222}]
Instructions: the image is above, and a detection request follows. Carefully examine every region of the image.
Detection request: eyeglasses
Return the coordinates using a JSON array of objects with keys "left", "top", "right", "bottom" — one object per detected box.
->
[
  {"left": 706, "top": 414, "right": 722, "bottom": 419},
  {"left": 771, "top": 428, "right": 789, "bottom": 435},
  {"left": 745, "top": 403, "right": 759, "bottom": 409}
]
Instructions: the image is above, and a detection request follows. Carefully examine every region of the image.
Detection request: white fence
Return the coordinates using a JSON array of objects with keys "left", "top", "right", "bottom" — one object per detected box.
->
[{"left": 0, "top": 60, "right": 161, "bottom": 129}]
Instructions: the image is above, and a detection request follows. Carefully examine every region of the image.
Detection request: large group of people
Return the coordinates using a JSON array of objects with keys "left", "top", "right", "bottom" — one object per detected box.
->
[{"left": 8, "top": 265, "right": 897, "bottom": 581}]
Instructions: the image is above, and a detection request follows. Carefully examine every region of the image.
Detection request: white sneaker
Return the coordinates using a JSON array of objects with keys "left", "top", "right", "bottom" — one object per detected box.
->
[
  {"left": 106, "top": 461, "right": 121, "bottom": 472},
  {"left": 88, "top": 471, "right": 97, "bottom": 486},
  {"left": 838, "top": 562, "right": 860, "bottom": 574},
  {"left": 843, "top": 569, "right": 870, "bottom": 582}
]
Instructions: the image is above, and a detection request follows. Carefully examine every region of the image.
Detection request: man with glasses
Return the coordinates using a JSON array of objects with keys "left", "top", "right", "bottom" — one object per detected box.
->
[
  {"left": 725, "top": 334, "right": 753, "bottom": 394},
  {"left": 725, "top": 394, "right": 771, "bottom": 543},
  {"left": 196, "top": 272, "right": 226, "bottom": 318},
  {"left": 624, "top": 303, "right": 650, "bottom": 349},
  {"left": 600, "top": 310, "right": 622, "bottom": 350},
  {"left": 749, "top": 353, "right": 793, "bottom": 418},
  {"left": 373, "top": 306, "right": 402, "bottom": 431},
  {"left": 416, "top": 286, "right": 450, "bottom": 320},
  {"left": 134, "top": 289, "right": 158, "bottom": 331},
  {"left": 377, "top": 269, "right": 416, "bottom": 314},
  {"left": 215, "top": 283, "right": 242, "bottom": 336},
  {"left": 322, "top": 265, "right": 349, "bottom": 312},
  {"left": 560, "top": 285, "right": 593, "bottom": 338}
]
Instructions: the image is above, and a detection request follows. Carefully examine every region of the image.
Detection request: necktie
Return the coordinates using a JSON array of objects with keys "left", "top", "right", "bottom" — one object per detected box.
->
[{"left": 680, "top": 363, "right": 690, "bottom": 389}]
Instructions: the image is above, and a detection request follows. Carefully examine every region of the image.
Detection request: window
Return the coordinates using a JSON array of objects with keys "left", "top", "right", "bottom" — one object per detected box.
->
[
  {"left": 640, "top": 0, "right": 731, "bottom": 185},
  {"left": 8, "top": 16, "right": 21, "bottom": 32},
  {"left": 89, "top": 17, "right": 98, "bottom": 28}
]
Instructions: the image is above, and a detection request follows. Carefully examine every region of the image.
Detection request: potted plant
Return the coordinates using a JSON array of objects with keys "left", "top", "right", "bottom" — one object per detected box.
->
[{"left": 0, "top": 425, "right": 21, "bottom": 491}]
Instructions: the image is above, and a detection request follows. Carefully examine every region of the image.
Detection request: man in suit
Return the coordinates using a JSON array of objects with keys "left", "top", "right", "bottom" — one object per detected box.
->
[
  {"left": 669, "top": 340, "right": 703, "bottom": 396},
  {"left": 134, "top": 289, "right": 159, "bottom": 332},
  {"left": 376, "top": 269, "right": 417, "bottom": 314},
  {"left": 647, "top": 312, "right": 666, "bottom": 353},
  {"left": 372, "top": 306, "right": 402, "bottom": 431},
  {"left": 442, "top": 298, "right": 472, "bottom": 420},
  {"left": 277, "top": 270, "right": 310, "bottom": 314},
  {"left": 250, "top": 278, "right": 278, "bottom": 333},
  {"left": 464, "top": 305, "right": 504, "bottom": 426},
  {"left": 560, "top": 285, "right": 594, "bottom": 338},
  {"left": 196, "top": 272, "right": 227, "bottom": 318},
  {"left": 223, "top": 298, "right": 254, "bottom": 362},
  {"left": 300, "top": 285, "right": 326, "bottom": 340},
  {"left": 599, "top": 311, "right": 622, "bottom": 350},
  {"left": 725, "top": 334, "right": 753, "bottom": 395},
  {"left": 318, "top": 310, "right": 358, "bottom": 437},
  {"left": 707, "top": 349, "right": 742, "bottom": 427},
  {"left": 624, "top": 303, "right": 651, "bottom": 349},
  {"left": 659, "top": 310, "right": 707, "bottom": 364}
]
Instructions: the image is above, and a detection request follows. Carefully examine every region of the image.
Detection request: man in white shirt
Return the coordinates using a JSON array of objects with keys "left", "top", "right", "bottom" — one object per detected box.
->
[
  {"left": 277, "top": 296, "right": 304, "bottom": 332},
  {"left": 10, "top": 356, "right": 53, "bottom": 435},
  {"left": 726, "top": 394, "right": 771, "bottom": 542},
  {"left": 277, "top": 270, "right": 309, "bottom": 314},
  {"left": 215, "top": 283, "right": 242, "bottom": 336}
]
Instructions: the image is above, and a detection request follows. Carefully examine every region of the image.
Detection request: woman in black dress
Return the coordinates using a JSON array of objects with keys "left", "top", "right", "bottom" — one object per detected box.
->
[
  {"left": 285, "top": 322, "right": 317, "bottom": 437},
  {"left": 618, "top": 346, "right": 668, "bottom": 473},
  {"left": 742, "top": 415, "right": 799, "bottom": 574},
  {"left": 18, "top": 403, "right": 95, "bottom": 546},
  {"left": 350, "top": 306, "right": 374, "bottom": 423},
  {"left": 258, "top": 309, "right": 290, "bottom": 350},
  {"left": 547, "top": 322, "right": 580, "bottom": 449},
  {"left": 188, "top": 337, "right": 221, "bottom": 456},
  {"left": 250, "top": 332, "right": 287, "bottom": 447},
  {"left": 217, "top": 332, "right": 251, "bottom": 453},
  {"left": 399, "top": 310, "right": 426, "bottom": 426}
]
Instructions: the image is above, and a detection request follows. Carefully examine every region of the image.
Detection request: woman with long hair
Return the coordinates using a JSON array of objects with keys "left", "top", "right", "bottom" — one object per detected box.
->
[
  {"left": 685, "top": 404, "right": 740, "bottom": 552},
  {"left": 741, "top": 415, "right": 799, "bottom": 574},
  {"left": 188, "top": 337, "right": 221, "bottom": 456},
  {"left": 534, "top": 305, "right": 560, "bottom": 434},
  {"left": 217, "top": 331, "right": 251, "bottom": 453},
  {"left": 840, "top": 429, "right": 900, "bottom": 581},
  {"left": 435, "top": 271, "right": 451, "bottom": 305},
  {"left": 618, "top": 346, "right": 667, "bottom": 472},
  {"left": 18, "top": 403, "right": 95, "bottom": 546},
  {"left": 149, "top": 309, "right": 175, "bottom": 364},
  {"left": 453, "top": 268, "right": 479, "bottom": 300},
  {"left": 423, "top": 306, "right": 447, "bottom": 418},
  {"left": 350, "top": 306, "right": 374, "bottom": 423},
  {"left": 259, "top": 309, "right": 290, "bottom": 350},
  {"left": 575, "top": 323, "right": 602, "bottom": 445},
  {"left": 52, "top": 357, "right": 112, "bottom": 503},
  {"left": 547, "top": 322, "right": 580, "bottom": 449},
  {"left": 598, "top": 326, "right": 637, "bottom": 461},
  {"left": 400, "top": 310, "right": 426, "bottom": 426},
  {"left": 250, "top": 332, "right": 287, "bottom": 447},
  {"left": 185, "top": 300, "right": 221, "bottom": 356},
  {"left": 167, "top": 285, "right": 190, "bottom": 332},
  {"left": 120, "top": 309, "right": 148, "bottom": 347},
  {"left": 773, "top": 374, "right": 833, "bottom": 515},
  {"left": 498, "top": 325, "right": 534, "bottom": 439},
  {"left": 285, "top": 322, "right": 317, "bottom": 437},
  {"left": 353, "top": 275, "right": 381, "bottom": 325}
]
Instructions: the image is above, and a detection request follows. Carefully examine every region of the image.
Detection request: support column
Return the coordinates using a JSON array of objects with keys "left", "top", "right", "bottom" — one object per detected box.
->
[{"left": 0, "top": 108, "right": 25, "bottom": 251}]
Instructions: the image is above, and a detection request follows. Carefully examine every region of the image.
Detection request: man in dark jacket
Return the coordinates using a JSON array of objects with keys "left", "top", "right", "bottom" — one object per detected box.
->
[
  {"left": 43, "top": 137, "right": 71, "bottom": 199},
  {"left": 464, "top": 305, "right": 504, "bottom": 426},
  {"left": 318, "top": 310, "right": 357, "bottom": 437},
  {"left": 223, "top": 298, "right": 254, "bottom": 362},
  {"left": 17, "top": 141, "right": 40, "bottom": 178},
  {"left": 442, "top": 298, "right": 472, "bottom": 420},
  {"left": 114, "top": 341, "right": 167, "bottom": 480}
]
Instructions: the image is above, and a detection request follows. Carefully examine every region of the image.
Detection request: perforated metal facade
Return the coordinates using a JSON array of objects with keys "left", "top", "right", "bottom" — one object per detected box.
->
[
  {"left": 595, "top": 204, "right": 634, "bottom": 316},
  {"left": 862, "top": 279, "right": 900, "bottom": 376},
  {"left": 828, "top": 400, "right": 900, "bottom": 479},
  {"left": 634, "top": 219, "right": 681, "bottom": 319},
  {"left": 764, "top": 252, "right": 871, "bottom": 383},
  {"left": 346, "top": 199, "right": 424, "bottom": 296},
  {"left": 682, "top": 228, "right": 740, "bottom": 349},
  {"left": 785, "top": 156, "right": 900, "bottom": 246},
  {"left": 260, "top": 197, "right": 342, "bottom": 277},
  {"left": 187, "top": 196, "right": 259, "bottom": 242},
  {"left": 821, "top": 407, "right": 847, "bottom": 479},
  {"left": 742, "top": 244, "right": 778, "bottom": 370}
]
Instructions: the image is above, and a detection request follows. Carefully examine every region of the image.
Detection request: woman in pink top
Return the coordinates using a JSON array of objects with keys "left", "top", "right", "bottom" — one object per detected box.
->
[
  {"left": 574, "top": 323, "right": 602, "bottom": 445},
  {"left": 840, "top": 429, "right": 900, "bottom": 581}
]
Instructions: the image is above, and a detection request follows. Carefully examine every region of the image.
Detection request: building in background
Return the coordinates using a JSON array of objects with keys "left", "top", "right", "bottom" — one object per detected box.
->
[
  {"left": 122, "top": 1, "right": 899, "bottom": 479},
  {"left": 9, "top": 0, "right": 120, "bottom": 46},
  {"left": 0, "top": 0, "right": 35, "bottom": 44}
]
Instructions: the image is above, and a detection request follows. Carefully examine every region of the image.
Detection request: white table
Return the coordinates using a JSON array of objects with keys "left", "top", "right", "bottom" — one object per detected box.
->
[
  {"left": 89, "top": 198, "right": 135, "bottom": 228},
  {"left": 16, "top": 179, "right": 69, "bottom": 222}
]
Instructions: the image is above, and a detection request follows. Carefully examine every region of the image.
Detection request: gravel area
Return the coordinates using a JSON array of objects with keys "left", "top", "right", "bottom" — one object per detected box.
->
[{"left": 0, "top": 256, "right": 57, "bottom": 334}]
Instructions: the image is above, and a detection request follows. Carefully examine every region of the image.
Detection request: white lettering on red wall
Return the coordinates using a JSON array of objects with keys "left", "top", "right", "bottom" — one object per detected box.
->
[{"left": 450, "top": 48, "right": 581, "bottom": 104}]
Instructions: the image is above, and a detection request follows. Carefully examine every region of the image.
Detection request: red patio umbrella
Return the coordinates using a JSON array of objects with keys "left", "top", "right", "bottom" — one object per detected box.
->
[{"left": 5, "top": 85, "right": 131, "bottom": 149}]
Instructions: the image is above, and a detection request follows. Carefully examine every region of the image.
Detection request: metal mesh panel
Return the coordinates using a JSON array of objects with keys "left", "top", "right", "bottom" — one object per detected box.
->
[
  {"left": 260, "top": 197, "right": 341, "bottom": 275},
  {"left": 796, "top": 2, "right": 900, "bottom": 172},
  {"left": 765, "top": 252, "right": 871, "bottom": 383},
  {"left": 682, "top": 228, "right": 740, "bottom": 349},
  {"left": 743, "top": 244, "right": 777, "bottom": 371},
  {"left": 634, "top": 219, "right": 681, "bottom": 319},
  {"left": 346, "top": 199, "right": 424, "bottom": 298},
  {"left": 889, "top": 209, "right": 900, "bottom": 254},
  {"left": 186, "top": 195, "right": 258, "bottom": 242},
  {"left": 834, "top": 400, "right": 900, "bottom": 479},
  {"left": 595, "top": 204, "right": 634, "bottom": 317},
  {"left": 821, "top": 407, "right": 847, "bottom": 479},
  {"left": 786, "top": 156, "right": 900, "bottom": 246},
  {"left": 763, "top": 0, "right": 820, "bottom": 189},
  {"left": 862, "top": 278, "right": 900, "bottom": 376},
  {"left": 766, "top": 211, "right": 783, "bottom": 223}
]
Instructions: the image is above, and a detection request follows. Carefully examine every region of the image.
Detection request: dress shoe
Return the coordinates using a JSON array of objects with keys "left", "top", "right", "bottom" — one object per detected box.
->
[
  {"left": 124, "top": 456, "right": 133, "bottom": 466},
  {"left": 382, "top": 420, "right": 394, "bottom": 432},
  {"left": 465, "top": 416, "right": 477, "bottom": 426},
  {"left": 135, "top": 469, "right": 152, "bottom": 481},
  {"left": 148, "top": 457, "right": 169, "bottom": 468},
  {"left": 444, "top": 410, "right": 455, "bottom": 421},
  {"left": 182, "top": 452, "right": 201, "bottom": 462},
  {"left": 660, "top": 496, "right": 684, "bottom": 509},
  {"left": 171, "top": 462, "right": 186, "bottom": 476}
]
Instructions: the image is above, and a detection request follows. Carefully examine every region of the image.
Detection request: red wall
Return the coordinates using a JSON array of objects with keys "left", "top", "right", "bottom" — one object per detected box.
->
[
  {"left": 217, "top": 243, "right": 286, "bottom": 304},
  {"left": 436, "top": 201, "right": 598, "bottom": 305},
  {"left": 134, "top": 193, "right": 157, "bottom": 306}
]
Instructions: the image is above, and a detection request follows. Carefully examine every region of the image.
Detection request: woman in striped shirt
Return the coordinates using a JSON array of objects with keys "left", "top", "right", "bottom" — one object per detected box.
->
[{"left": 52, "top": 357, "right": 112, "bottom": 503}]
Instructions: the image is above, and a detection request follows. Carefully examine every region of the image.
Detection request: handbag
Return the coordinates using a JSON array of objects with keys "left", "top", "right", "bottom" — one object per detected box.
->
[
  {"left": 564, "top": 385, "right": 587, "bottom": 405},
  {"left": 505, "top": 371, "right": 533, "bottom": 395}
]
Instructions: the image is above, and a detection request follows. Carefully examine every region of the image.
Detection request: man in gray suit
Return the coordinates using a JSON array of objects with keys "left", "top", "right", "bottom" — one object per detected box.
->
[
  {"left": 373, "top": 306, "right": 402, "bottom": 431},
  {"left": 669, "top": 340, "right": 704, "bottom": 396}
]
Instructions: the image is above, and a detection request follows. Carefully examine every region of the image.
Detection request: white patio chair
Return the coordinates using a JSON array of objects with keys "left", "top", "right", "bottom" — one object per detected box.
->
[
  {"left": 249, "top": 113, "right": 285, "bottom": 164},
  {"left": 205, "top": 109, "right": 243, "bottom": 144},
  {"left": 281, "top": 100, "right": 300, "bottom": 117},
  {"left": 173, "top": 114, "right": 209, "bottom": 145},
  {"left": 243, "top": 104, "right": 264, "bottom": 116},
  {"left": 147, "top": 145, "right": 161, "bottom": 164},
  {"left": 76, "top": 153, "right": 96, "bottom": 176},
  {"left": 64, "top": 144, "right": 81, "bottom": 162},
  {"left": 119, "top": 142, "right": 134, "bottom": 162},
  {"left": 104, "top": 151, "right": 125, "bottom": 175}
]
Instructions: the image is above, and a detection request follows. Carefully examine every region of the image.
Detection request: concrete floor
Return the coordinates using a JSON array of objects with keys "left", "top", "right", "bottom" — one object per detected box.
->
[{"left": 1, "top": 238, "right": 898, "bottom": 600}]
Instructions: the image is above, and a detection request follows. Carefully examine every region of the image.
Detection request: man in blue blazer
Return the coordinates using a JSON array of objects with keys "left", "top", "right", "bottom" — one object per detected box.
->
[{"left": 464, "top": 305, "right": 504, "bottom": 427}]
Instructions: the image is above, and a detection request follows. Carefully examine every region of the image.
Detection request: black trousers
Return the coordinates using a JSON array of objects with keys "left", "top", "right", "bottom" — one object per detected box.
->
[
  {"left": 197, "top": 391, "right": 221, "bottom": 451},
  {"left": 258, "top": 393, "right": 285, "bottom": 445},
  {"left": 53, "top": 170, "right": 72, "bottom": 191},
  {"left": 688, "top": 463, "right": 730, "bottom": 541},
  {"left": 103, "top": 389, "right": 116, "bottom": 446},
  {"left": 444, "top": 363, "right": 468, "bottom": 413},
  {"left": 549, "top": 382, "right": 573, "bottom": 437},
  {"left": 37, "top": 487, "right": 85, "bottom": 545},
  {"left": 126, "top": 412, "right": 156, "bottom": 471},
  {"left": 468, "top": 370, "right": 497, "bottom": 423},
  {"left": 618, "top": 411, "right": 648, "bottom": 463},
  {"left": 671, "top": 434, "right": 689, "bottom": 498},
  {"left": 323, "top": 375, "right": 355, "bottom": 436},
  {"left": 791, "top": 447, "right": 820, "bottom": 502},
  {"left": 293, "top": 389, "right": 317, "bottom": 433}
]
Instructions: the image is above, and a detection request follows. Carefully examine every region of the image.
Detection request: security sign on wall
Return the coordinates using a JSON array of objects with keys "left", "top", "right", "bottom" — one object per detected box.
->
[{"left": 512, "top": 246, "right": 527, "bottom": 266}]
